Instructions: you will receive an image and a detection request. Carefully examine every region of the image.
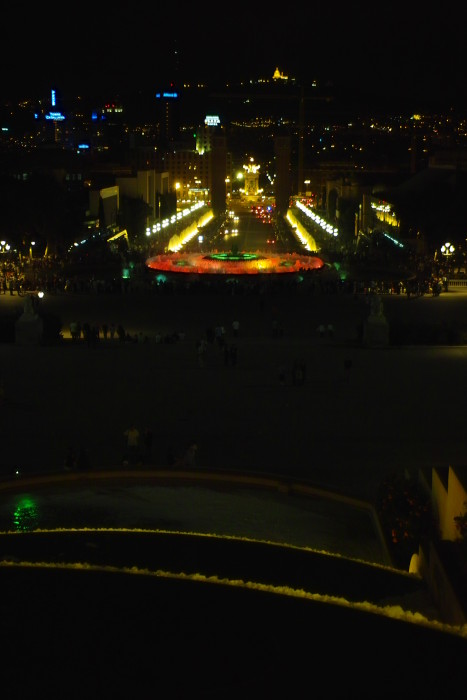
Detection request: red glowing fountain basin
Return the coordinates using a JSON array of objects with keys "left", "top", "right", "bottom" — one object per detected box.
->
[{"left": 146, "top": 251, "right": 325, "bottom": 275}]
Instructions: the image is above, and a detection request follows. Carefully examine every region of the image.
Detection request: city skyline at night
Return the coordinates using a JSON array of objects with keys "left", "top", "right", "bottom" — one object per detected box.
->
[{"left": 2, "top": 3, "right": 466, "bottom": 113}]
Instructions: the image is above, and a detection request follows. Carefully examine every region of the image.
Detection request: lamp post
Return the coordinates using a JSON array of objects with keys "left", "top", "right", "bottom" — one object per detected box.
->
[
  {"left": 440, "top": 242, "right": 455, "bottom": 258},
  {"left": 440, "top": 242, "right": 455, "bottom": 283},
  {"left": 441, "top": 242, "right": 455, "bottom": 269}
]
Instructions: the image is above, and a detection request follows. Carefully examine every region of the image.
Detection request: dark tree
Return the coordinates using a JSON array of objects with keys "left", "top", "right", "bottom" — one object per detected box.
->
[{"left": 0, "top": 172, "right": 86, "bottom": 257}]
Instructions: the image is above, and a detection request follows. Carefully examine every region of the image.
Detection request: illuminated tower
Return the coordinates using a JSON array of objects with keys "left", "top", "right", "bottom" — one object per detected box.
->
[
  {"left": 210, "top": 135, "right": 227, "bottom": 214},
  {"left": 43, "top": 88, "right": 65, "bottom": 143},
  {"left": 242, "top": 158, "right": 262, "bottom": 198},
  {"left": 274, "top": 136, "right": 292, "bottom": 214},
  {"left": 155, "top": 84, "right": 180, "bottom": 146}
]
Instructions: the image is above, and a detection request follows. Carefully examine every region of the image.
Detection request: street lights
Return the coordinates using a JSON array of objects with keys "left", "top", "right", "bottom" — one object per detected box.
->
[
  {"left": 440, "top": 242, "right": 455, "bottom": 279},
  {"left": 441, "top": 242, "right": 455, "bottom": 258}
]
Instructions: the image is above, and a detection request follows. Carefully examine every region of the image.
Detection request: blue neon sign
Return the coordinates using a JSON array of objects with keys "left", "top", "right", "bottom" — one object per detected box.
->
[{"left": 45, "top": 112, "right": 65, "bottom": 121}]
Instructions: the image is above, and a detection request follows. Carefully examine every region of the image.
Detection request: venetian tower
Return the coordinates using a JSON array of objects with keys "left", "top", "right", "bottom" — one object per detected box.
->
[{"left": 242, "top": 158, "right": 262, "bottom": 198}]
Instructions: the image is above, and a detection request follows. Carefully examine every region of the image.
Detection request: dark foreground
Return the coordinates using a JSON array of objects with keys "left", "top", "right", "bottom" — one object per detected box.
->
[
  {"left": 2, "top": 286, "right": 467, "bottom": 696},
  {"left": 2, "top": 527, "right": 466, "bottom": 698}
]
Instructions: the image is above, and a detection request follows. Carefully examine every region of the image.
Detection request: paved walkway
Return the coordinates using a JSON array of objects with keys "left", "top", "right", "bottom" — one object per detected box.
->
[{"left": 2, "top": 287, "right": 467, "bottom": 504}]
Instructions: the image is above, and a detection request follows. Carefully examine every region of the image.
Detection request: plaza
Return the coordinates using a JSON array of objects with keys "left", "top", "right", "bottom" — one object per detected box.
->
[{"left": 2, "top": 284, "right": 467, "bottom": 504}]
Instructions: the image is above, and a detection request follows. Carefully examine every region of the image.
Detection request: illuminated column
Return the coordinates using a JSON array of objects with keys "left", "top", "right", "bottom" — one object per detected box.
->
[{"left": 243, "top": 158, "right": 260, "bottom": 197}]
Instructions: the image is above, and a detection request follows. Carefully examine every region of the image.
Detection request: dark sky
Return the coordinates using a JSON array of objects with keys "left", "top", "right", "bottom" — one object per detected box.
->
[{"left": 2, "top": 3, "right": 466, "bottom": 112}]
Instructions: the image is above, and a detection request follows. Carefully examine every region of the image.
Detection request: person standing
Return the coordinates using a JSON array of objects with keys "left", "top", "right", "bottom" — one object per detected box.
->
[
  {"left": 278, "top": 363, "right": 286, "bottom": 386},
  {"left": 230, "top": 344, "right": 238, "bottom": 367},
  {"left": 143, "top": 427, "right": 153, "bottom": 464},
  {"left": 292, "top": 360, "right": 302, "bottom": 386},
  {"left": 117, "top": 324, "right": 126, "bottom": 342},
  {"left": 344, "top": 358, "right": 353, "bottom": 382},
  {"left": 176, "top": 442, "right": 197, "bottom": 469},
  {"left": 197, "top": 339, "right": 207, "bottom": 367},
  {"left": 232, "top": 319, "right": 240, "bottom": 337},
  {"left": 64, "top": 447, "right": 76, "bottom": 471},
  {"left": 91, "top": 325, "right": 100, "bottom": 348},
  {"left": 77, "top": 446, "right": 91, "bottom": 471},
  {"left": 123, "top": 425, "right": 140, "bottom": 465}
]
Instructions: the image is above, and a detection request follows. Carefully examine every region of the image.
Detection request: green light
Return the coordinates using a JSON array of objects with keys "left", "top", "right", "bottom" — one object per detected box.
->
[
  {"left": 13, "top": 497, "right": 39, "bottom": 531},
  {"left": 205, "top": 253, "right": 264, "bottom": 262}
]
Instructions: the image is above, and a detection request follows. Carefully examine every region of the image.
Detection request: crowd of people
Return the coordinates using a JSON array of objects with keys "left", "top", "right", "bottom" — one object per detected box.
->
[{"left": 1, "top": 243, "right": 457, "bottom": 304}]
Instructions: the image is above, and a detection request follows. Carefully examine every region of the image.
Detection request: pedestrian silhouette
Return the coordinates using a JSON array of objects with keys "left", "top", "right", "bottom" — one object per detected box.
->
[
  {"left": 175, "top": 442, "right": 198, "bottom": 469},
  {"left": 64, "top": 447, "right": 76, "bottom": 471},
  {"left": 143, "top": 427, "right": 153, "bottom": 463},
  {"left": 77, "top": 446, "right": 90, "bottom": 470},
  {"left": 123, "top": 425, "right": 141, "bottom": 465},
  {"left": 230, "top": 344, "right": 238, "bottom": 366}
]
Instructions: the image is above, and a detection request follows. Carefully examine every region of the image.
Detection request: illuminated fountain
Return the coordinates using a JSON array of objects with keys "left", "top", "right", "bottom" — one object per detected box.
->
[
  {"left": 146, "top": 248, "right": 324, "bottom": 275},
  {"left": 145, "top": 169, "right": 325, "bottom": 276}
]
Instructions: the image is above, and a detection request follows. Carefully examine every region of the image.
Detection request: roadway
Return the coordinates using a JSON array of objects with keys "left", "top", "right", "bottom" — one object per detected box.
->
[{"left": 187, "top": 198, "right": 307, "bottom": 256}]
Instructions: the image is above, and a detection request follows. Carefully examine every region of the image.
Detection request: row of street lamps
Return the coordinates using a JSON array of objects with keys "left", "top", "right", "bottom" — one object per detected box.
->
[{"left": 0, "top": 240, "right": 37, "bottom": 257}]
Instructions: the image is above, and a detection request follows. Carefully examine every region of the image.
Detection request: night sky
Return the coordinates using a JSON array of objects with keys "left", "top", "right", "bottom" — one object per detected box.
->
[{"left": 2, "top": 3, "right": 466, "bottom": 112}]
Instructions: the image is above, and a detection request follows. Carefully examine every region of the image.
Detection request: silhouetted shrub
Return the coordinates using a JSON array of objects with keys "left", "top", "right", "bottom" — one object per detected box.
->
[
  {"left": 40, "top": 313, "right": 63, "bottom": 345},
  {"left": 377, "top": 472, "right": 435, "bottom": 569},
  {"left": 0, "top": 313, "right": 20, "bottom": 343}
]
